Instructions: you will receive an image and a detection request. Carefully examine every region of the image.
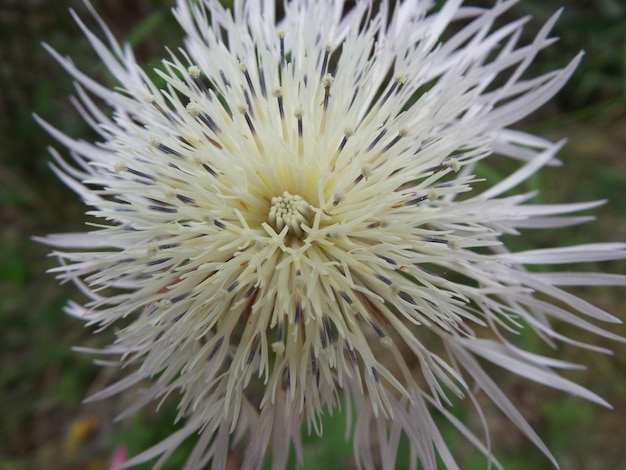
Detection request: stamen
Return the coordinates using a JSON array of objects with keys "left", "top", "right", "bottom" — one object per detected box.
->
[
  {"left": 295, "top": 301, "right": 302, "bottom": 324},
  {"left": 272, "top": 341, "right": 285, "bottom": 355},
  {"left": 278, "top": 29, "right": 286, "bottom": 69},
  {"left": 337, "top": 135, "right": 349, "bottom": 153},
  {"left": 367, "top": 129, "right": 387, "bottom": 152},
  {"left": 449, "top": 158, "right": 460, "bottom": 172},
  {"left": 422, "top": 237, "right": 449, "bottom": 244},
  {"left": 247, "top": 335, "right": 260, "bottom": 364},
  {"left": 310, "top": 348, "right": 318, "bottom": 377},
  {"left": 382, "top": 129, "right": 409, "bottom": 153},
  {"left": 379, "top": 81, "right": 398, "bottom": 107},
  {"left": 240, "top": 63, "right": 257, "bottom": 98},
  {"left": 404, "top": 194, "right": 428, "bottom": 206},
  {"left": 295, "top": 108, "right": 304, "bottom": 156},
  {"left": 268, "top": 191, "right": 313, "bottom": 237},
  {"left": 348, "top": 86, "right": 359, "bottom": 110},
  {"left": 427, "top": 159, "right": 459, "bottom": 175},
  {"left": 219, "top": 70, "right": 230, "bottom": 87},
  {"left": 241, "top": 108, "right": 256, "bottom": 135},
  {"left": 379, "top": 74, "right": 406, "bottom": 108},
  {"left": 319, "top": 325, "right": 328, "bottom": 349},
  {"left": 320, "top": 74, "right": 333, "bottom": 135},
  {"left": 369, "top": 318, "right": 386, "bottom": 337},
  {"left": 377, "top": 255, "right": 397, "bottom": 266},
  {"left": 347, "top": 347, "right": 358, "bottom": 364},
  {"left": 227, "top": 280, "right": 240, "bottom": 292},
  {"left": 113, "top": 162, "right": 126, "bottom": 173},
  {"left": 207, "top": 337, "right": 224, "bottom": 361},
  {"left": 148, "top": 97, "right": 177, "bottom": 124},
  {"left": 338, "top": 290, "right": 352, "bottom": 304},
  {"left": 202, "top": 163, "right": 217, "bottom": 176},
  {"left": 332, "top": 190, "right": 345, "bottom": 206},
  {"left": 187, "top": 65, "right": 201, "bottom": 79},
  {"left": 258, "top": 67, "right": 267, "bottom": 98},
  {"left": 277, "top": 319, "right": 284, "bottom": 342},
  {"left": 171, "top": 291, "right": 192, "bottom": 303},
  {"left": 324, "top": 317, "right": 333, "bottom": 345},
  {"left": 158, "top": 243, "right": 179, "bottom": 250},
  {"left": 200, "top": 113, "right": 221, "bottom": 135},
  {"left": 272, "top": 88, "right": 287, "bottom": 140},
  {"left": 243, "top": 89, "right": 253, "bottom": 118},
  {"left": 322, "top": 74, "right": 333, "bottom": 105},
  {"left": 147, "top": 257, "right": 172, "bottom": 266},
  {"left": 149, "top": 205, "right": 177, "bottom": 213},
  {"left": 330, "top": 128, "right": 354, "bottom": 170},
  {"left": 320, "top": 43, "right": 333, "bottom": 79},
  {"left": 176, "top": 194, "right": 195, "bottom": 204},
  {"left": 127, "top": 168, "right": 155, "bottom": 181},
  {"left": 156, "top": 143, "right": 183, "bottom": 158},
  {"left": 240, "top": 104, "right": 265, "bottom": 154},
  {"left": 398, "top": 291, "right": 417, "bottom": 305}
]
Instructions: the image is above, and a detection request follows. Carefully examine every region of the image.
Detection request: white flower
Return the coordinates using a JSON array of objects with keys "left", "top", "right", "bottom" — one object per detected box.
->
[{"left": 37, "top": 0, "right": 626, "bottom": 469}]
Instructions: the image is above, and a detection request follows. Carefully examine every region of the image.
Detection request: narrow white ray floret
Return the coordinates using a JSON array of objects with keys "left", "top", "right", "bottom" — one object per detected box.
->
[{"left": 37, "top": 0, "right": 626, "bottom": 469}]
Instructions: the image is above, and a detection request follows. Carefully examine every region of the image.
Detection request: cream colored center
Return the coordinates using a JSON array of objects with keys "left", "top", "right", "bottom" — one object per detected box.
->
[{"left": 268, "top": 191, "right": 313, "bottom": 237}]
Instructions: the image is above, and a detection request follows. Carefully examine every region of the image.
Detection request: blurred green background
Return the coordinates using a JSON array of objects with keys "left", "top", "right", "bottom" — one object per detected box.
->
[{"left": 1, "top": 0, "right": 625, "bottom": 469}]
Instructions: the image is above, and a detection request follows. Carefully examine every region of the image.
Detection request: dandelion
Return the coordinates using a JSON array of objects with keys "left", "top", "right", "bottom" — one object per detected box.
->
[{"left": 37, "top": 0, "right": 626, "bottom": 469}]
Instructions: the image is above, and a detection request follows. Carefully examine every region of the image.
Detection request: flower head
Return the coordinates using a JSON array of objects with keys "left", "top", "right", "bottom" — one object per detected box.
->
[{"left": 37, "top": 0, "right": 626, "bottom": 469}]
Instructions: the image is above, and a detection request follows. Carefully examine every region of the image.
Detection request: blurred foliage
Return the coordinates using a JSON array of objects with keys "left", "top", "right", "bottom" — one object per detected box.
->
[{"left": 0, "top": 0, "right": 625, "bottom": 469}]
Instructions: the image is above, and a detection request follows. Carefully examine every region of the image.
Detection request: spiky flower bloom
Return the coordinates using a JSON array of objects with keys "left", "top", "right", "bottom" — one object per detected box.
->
[{"left": 37, "top": 0, "right": 625, "bottom": 468}]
